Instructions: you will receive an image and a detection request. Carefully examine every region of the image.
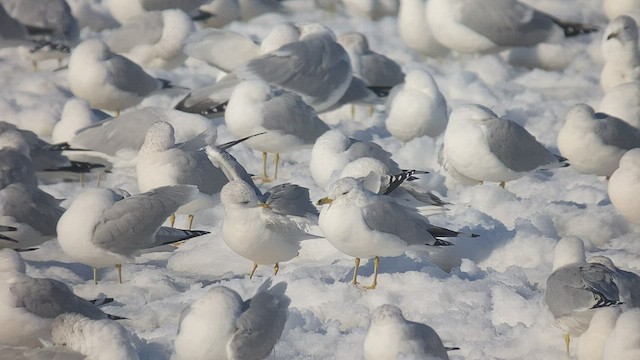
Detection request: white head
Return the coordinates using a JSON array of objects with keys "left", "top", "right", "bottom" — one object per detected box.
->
[
  {"left": 0, "top": 249, "right": 26, "bottom": 274},
  {"left": 449, "top": 104, "right": 497, "bottom": 124},
  {"left": 0, "top": 130, "right": 30, "bottom": 158},
  {"left": 297, "top": 23, "right": 336, "bottom": 41},
  {"left": 261, "top": 22, "right": 301, "bottom": 53},
  {"left": 405, "top": 68, "right": 439, "bottom": 93},
  {"left": 70, "top": 39, "right": 112, "bottom": 63},
  {"left": 321, "top": 177, "right": 370, "bottom": 207},
  {"left": 552, "top": 237, "right": 587, "bottom": 271},
  {"left": 314, "top": 130, "right": 351, "bottom": 153},
  {"left": 337, "top": 32, "right": 369, "bottom": 53},
  {"left": 340, "top": 157, "right": 389, "bottom": 179},
  {"left": 618, "top": 148, "right": 640, "bottom": 169},
  {"left": 230, "top": 80, "right": 272, "bottom": 104},
  {"left": 220, "top": 180, "right": 261, "bottom": 209},
  {"left": 369, "top": 304, "right": 406, "bottom": 327},
  {"left": 604, "top": 15, "right": 639, "bottom": 46},
  {"left": 140, "top": 121, "right": 176, "bottom": 153}
]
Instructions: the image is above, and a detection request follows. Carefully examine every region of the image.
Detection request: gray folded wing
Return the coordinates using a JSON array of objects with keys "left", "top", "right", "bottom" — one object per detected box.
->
[
  {"left": 595, "top": 113, "right": 640, "bottom": 150},
  {"left": 264, "top": 183, "right": 319, "bottom": 218},
  {"left": 261, "top": 89, "right": 329, "bottom": 144},
  {"left": 0, "top": 150, "right": 37, "bottom": 189},
  {"left": 106, "top": 55, "right": 160, "bottom": 96},
  {"left": 205, "top": 146, "right": 261, "bottom": 196},
  {"left": 360, "top": 53, "right": 404, "bottom": 87},
  {"left": 0, "top": 183, "right": 64, "bottom": 237}
]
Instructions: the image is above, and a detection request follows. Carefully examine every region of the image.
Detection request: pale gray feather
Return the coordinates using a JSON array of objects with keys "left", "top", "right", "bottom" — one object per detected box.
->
[
  {"left": 0, "top": 183, "right": 64, "bottom": 236},
  {"left": 359, "top": 54, "right": 404, "bottom": 87},
  {"left": 106, "top": 55, "right": 160, "bottom": 97},
  {"left": 0, "top": 150, "right": 37, "bottom": 189},
  {"left": 593, "top": 112, "right": 640, "bottom": 150},
  {"left": 106, "top": 11, "right": 163, "bottom": 54},
  {"left": 264, "top": 183, "right": 319, "bottom": 218}
]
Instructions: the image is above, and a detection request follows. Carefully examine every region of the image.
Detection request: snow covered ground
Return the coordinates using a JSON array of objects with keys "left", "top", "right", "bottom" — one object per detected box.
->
[{"left": 2, "top": 0, "right": 639, "bottom": 358}]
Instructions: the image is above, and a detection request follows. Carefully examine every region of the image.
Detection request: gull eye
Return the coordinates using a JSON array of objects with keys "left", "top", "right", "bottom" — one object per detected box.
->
[
  {"left": 241, "top": 200, "right": 249, "bottom": 205},
  {"left": 342, "top": 191, "right": 349, "bottom": 195}
]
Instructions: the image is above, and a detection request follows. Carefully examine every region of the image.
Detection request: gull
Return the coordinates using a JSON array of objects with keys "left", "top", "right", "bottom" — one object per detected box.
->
[
  {"left": 385, "top": 68, "right": 448, "bottom": 142},
  {"left": 558, "top": 104, "right": 640, "bottom": 178},
  {"left": 599, "top": 82, "right": 640, "bottom": 129},
  {"left": 397, "top": 0, "right": 449, "bottom": 58},
  {"left": 603, "top": 309, "right": 640, "bottom": 359},
  {"left": 337, "top": 32, "right": 404, "bottom": 88},
  {"left": 609, "top": 148, "right": 640, "bottom": 224},
  {"left": 56, "top": 185, "right": 210, "bottom": 284},
  {"left": 49, "top": 313, "right": 140, "bottom": 360},
  {"left": 225, "top": 80, "right": 330, "bottom": 181},
  {"left": 364, "top": 304, "right": 451, "bottom": 360},
  {"left": 426, "top": 0, "right": 598, "bottom": 54},
  {"left": 52, "top": 98, "right": 110, "bottom": 144},
  {"left": 220, "top": 180, "right": 319, "bottom": 278},
  {"left": 340, "top": 157, "right": 447, "bottom": 212},
  {"left": 67, "top": 39, "right": 180, "bottom": 115},
  {"left": 174, "top": 280, "right": 289, "bottom": 360},
  {"left": 601, "top": 16, "right": 640, "bottom": 92},
  {"left": 106, "top": 9, "right": 195, "bottom": 70},
  {"left": 589, "top": 255, "right": 640, "bottom": 308},
  {"left": 236, "top": 0, "right": 283, "bottom": 20},
  {"left": 545, "top": 237, "right": 622, "bottom": 355},
  {"left": 105, "top": 0, "right": 206, "bottom": 24},
  {"left": 0, "top": 249, "right": 124, "bottom": 347},
  {"left": 310, "top": 130, "right": 399, "bottom": 190},
  {"left": 317, "top": 177, "right": 476, "bottom": 289},
  {"left": 54, "top": 107, "right": 216, "bottom": 164},
  {"left": 136, "top": 121, "right": 227, "bottom": 229},
  {"left": 577, "top": 307, "right": 621, "bottom": 360},
  {"left": 441, "top": 104, "right": 568, "bottom": 188}
]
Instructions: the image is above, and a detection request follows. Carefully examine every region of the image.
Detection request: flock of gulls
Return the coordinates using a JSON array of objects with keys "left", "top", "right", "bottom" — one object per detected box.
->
[{"left": 0, "top": 0, "right": 640, "bottom": 359}]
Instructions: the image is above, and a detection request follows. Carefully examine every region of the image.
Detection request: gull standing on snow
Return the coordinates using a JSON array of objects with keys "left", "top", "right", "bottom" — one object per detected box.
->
[
  {"left": 608, "top": 148, "right": 640, "bottom": 224},
  {"left": 68, "top": 39, "right": 177, "bottom": 115},
  {"left": 137, "top": 121, "right": 229, "bottom": 229},
  {"left": 317, "top": 177, "right": 475, "bottom": 289},
  {"left": 364, "top": 304, "right": 451, "bottom": 360},
  {"left": 310, "top": 129, "right": 399, "bottom": 190},
  {"left": 442, "top": 104, "right": 567, "bottom": 188},
  {"left": 426, "top": 0, "right": 597, "bottom": 54},
  {"left": 106, "top": 9, "right": 194, "bottom": 70},
  {"left": 220, "top": 180, "right": 319, "bottom": 278},
  {"left": 558, "top": 104, "right": 640, "bottom": 178},
  {"left": 545, "top": 237, "right": 622, "bottom": 355},
  {"left": 397, "top": 0, "right": 449, "bottom": 58},
  {"left": 57, "top": 185, "right": 210, "bottom": 284},
  {"left": 385, "top": 68, "right": 448, "bottom": 142},
  {"left": 601, "top": 16, "right": 640, "bottom": 92},
  {"left": 0, "top": 249, "right": 123, "bottom": 347},
  {"left": 225, "top": 80, "right": 329, "bottom": 181},
  {"left": 173, "top": 280, "right": 290, "bottom": 360}
]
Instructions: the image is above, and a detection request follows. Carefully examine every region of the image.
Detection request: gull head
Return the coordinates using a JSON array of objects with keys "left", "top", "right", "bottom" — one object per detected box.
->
[
  {"left": 220, "top": 180, "right": 261, "bottom": 209},
  {"left": 405, "top": 68, "right": 439, "bottom": 94},
  {"left": 552, "top": 237, "right": 587, "bottom": 271},
  {"left": 261, "top": 22, "right": 301, "bottom": 54},
  {"left": 370, "top": 304, "right": 405, "bottom": 326},
  {"left": 340, "top": 157, "right": 389, "bottom": 179},
  {"left": 337, "top": 32, "right": 369, "bottom": 54},
  {"left": 449, "top": 104, "right": 497, "bottom": 125},
  {"left": 604, "top": 15, "right": 638, "bottom": 43},
  {"left": 618, "top": 148, "right": 640, "bottom": 169},
  {"left": 565, "top": 103, "right": 601, "bottom": 125},
  {"left": 232, "top": 80, "right": 272, "bottom": 103},
  {"left": 297, "top": 22, "right": 336, "bottom": 41},
  {"left": 318, "top": 177, "right": 369, "bottom": 206},
  {"left": 0, "top": 130, "right": 30, "bottom": 158},
  {"left": 140, "top": 121, "right": 176, "bottom": 153},
  {"left": 71, "top": 39, "right": 112, "bottom": 63},
  {"left": 0, "top": 249, "right": 26, "bottom": 274}
]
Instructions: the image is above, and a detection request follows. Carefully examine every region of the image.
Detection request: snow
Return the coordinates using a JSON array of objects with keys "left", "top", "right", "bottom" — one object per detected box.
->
[{"left": 2, "top": 0, "right": 639, "bottom": 359}]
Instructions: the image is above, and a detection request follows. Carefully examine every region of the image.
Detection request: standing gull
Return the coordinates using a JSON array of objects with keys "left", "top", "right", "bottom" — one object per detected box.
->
[
  {"left": 608, "top": 148, "right": 640, "bottom": 224},
  {"left": 225, "top": 80, "right": 329, "bottom": 181},
  {"left": 426, "top": 0, "right": 597, "bottom": 54},
  {"left": 174, "top": 280, "right": 290, "bottom": 360},
  {"left": 317, "top": 177, "right": 475, "bottom": 289},
  {"left": 601, "top": 16, "right": 640, "bottom": 92},
  {"left": 364, "top": 304, "right": 451, "bottom": 360},
  {"left": 220, "top": 180, "right": 319, "bottom": 278},
  {"left": 558, "top": 104, "right": 640, "bottom": 178},
  {"left": 545, "top": 237, "right": 622, "bottom": 355},
  {"left": 442, "top": 104, "right": 567, "bottom": 187},
  {"left": 56, "top": 185, "right": 210, "bottom": 284}
]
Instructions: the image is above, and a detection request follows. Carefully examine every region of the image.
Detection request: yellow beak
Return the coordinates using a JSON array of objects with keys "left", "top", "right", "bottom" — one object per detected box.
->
[
  {"left": 316, "top": 197, "right": 333, "bottom": 205},
  {"left": 259, "top": 202, "right": 271, "bottom": 209}
]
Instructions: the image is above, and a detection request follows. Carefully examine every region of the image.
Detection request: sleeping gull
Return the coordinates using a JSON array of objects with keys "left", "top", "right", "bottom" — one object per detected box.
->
[
  {"left": 310, "top": 129, "right": 399, "bottom": 190},
  {"left": 397, "top": 0, "right": 449, "bottom": 58},
  {"left": 0, "top": 249, "right": 124, "bottom": 347},
  {"left": 608, "top": 148, "right": 640, "bottom": 224},
  {"left": 601, "top": 15, "right": 640, "bottom": 92},
  {"left": 220, "top": 180, "right": 319, "bottom": 278},
  {"left": 441, "top": 104, "right": 567, "bottom": 187},
  {"left": 52, "top": 98, "right": 110, "bottom": 144},
  {"left": 557, "top": 104, "right": 640, "bottom": 177},
  {"left": 173, "top": 280, "right": 290, "bottom": 360},
  {"left": 225, "top": 80, "right": 329, "bottom": 181},
  {"left": 426, "top": 0, "right": 598, "bottom": 54},
  {"left": 545, "top": 237, "right": 622, "bottom": 355},
  {"left": 56, "top": 185, "right": 210, "bottom": 284},
  {"left": 68, "top": 39, "right": 180, "bottom": 115},
  {"left": 106, "top": 9, "right": 194, "bottom": 69},
  {"left": 317, "top": 177, "right": 475, "bottom": 289},
  {"left": 385, "top": 68, "right": 448, "bottom": 142},
  {"left": 364, "top": 304, "right": 451, "bottom": 360}
]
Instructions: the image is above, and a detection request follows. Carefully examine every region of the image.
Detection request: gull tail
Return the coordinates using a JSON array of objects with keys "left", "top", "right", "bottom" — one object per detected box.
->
[
  {"left": 383, "top": 170, "right": 429, "bottom": 195},
  {"left": 191, "top": 10, "right": 214, "bottom": 21},
  {"left": 551, "top": 18, "right": 599, "bottom": 37},
  {"left": 0, "top": 234, "right": 18, "bottom": 243},
  {"left": 15, "top": 247, "right": 38, "bottom": 252},
  {"left": 428, "top": 226, "right": 479, "bottom": 238},
  {"left": 89, "top": 297, "right": 114, "bottom": 306},
  {"left": 445, "top": 346, "right": 461, "bottom": 352},
  {"left": 155, "top": 227, "right": 210, "bottom": 246},
  {"left": 0, "top": 225, "right": 17, "bottom": 232},
  {"left": 174, "top": 95, "right": 227, "bottom": 118},
  {"left": 45, "top": 142, "right": 89, "bottom": 151},
  {"left": 158, "top": 79, "right": 190, "bottom": 91},
  {"left": 540, "top": 154, "right": 570, "bottom": 170},
  {"left": 41, "top": 161, "right": 105, "bottom": 174},
  {"left": 107, "top": 313, "right": 129, "bottom": 321}
]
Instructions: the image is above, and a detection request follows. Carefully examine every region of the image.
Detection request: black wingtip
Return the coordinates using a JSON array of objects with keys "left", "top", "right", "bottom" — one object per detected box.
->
[
  {"left": 445, "top": 346, "right": 461, "bottom": 352},
  {"left": 45, "top": 142, "right": 89, "bottom": 151},
  {"left": 218, "top": 132, "right": 267, "bottom": 150},
  {"left": 42, "top": 161, "right": 105, "bottom": 174},
  {"left": 107, "top": 314, "right": 129, "bottom": 321},
  {"left": 15, "top": 247, "right": 38, "bottom": 252},
  {"left": 201, "top": 101, "right": 228, "bottom": 117},
  {"left": 553, "top": 19, "right": 600, "bottom": 37},
  {"left": 89, "top": 297, "right": 115, "bottom": 306},
  {"left": 158, "top": 78, "right": 190, "bottom": 91},
  {"left": 191, "top": 9, "right": 215, "bottom": 21},
  {"left": 366, "top": 85, "right": 393, "bottom": 97},
  {"left": 431, "top": 238, "right": 454, "bottom": 246}
]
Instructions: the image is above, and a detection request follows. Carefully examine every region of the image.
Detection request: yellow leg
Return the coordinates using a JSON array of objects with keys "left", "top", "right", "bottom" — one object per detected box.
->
[
  {"left": 249, "top": 263, "right": 258, "bottom": 279},
  {"left": 169, "top": 214, "right": 176, "bottom": 227},
  {"left": 187, "top": 215, "right": 194, "bottom": 230},
  {"left": 352, "top": 258, "right": 360, "bottom": 286},
  {"left": 96, "top": 172, "right": 102, "bottom": 187},
  {"left": 93, "top": 267, "right": 98, "bottom": 285},
  {"left": 273, "top": 263, "right": 279, "bottom": 275},
  {"left": 80, "top": 173, "right": 85, "bottom": 188},
  {"left": 564, "top": 333, "right": 570, "bottom": 355},
  {"left": 116, "top": 109, "right": 120, "bottom": 117},
  {"left": 115, "top": 264, "right": 122, "bottom": 284},
  {"left": 479, "top": 181, "right": 484, "bottom": 185},
  {"left": 274, "top": 153, "right": 280, "bottom": 181},
  {"left": 350, "top": 104, "right": 356, "bottom": 119},
  {"left": 368, "top": 105, "right": 374, "bottom": 117},
  {"left": 261, "top": 152, "right": 271, "bottom": 182},
  {"left": 32, "top": 60, "right": 37, "bottom": 72},
  {"left": 365, "top": 257, "right": 380, "bottom": 290},
  {"left": 57, "top": 58, "right": 62, "bottom": 67},
  {"left": 499, "top": 181, "right": 506, "bottom": 188}
]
